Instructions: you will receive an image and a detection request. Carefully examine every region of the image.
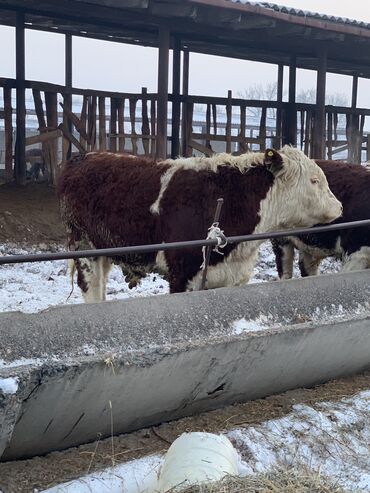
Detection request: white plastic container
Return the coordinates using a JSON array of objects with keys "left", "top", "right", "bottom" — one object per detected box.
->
[{"left": 157, "top": 432, "right": 239, "bottom": 492}]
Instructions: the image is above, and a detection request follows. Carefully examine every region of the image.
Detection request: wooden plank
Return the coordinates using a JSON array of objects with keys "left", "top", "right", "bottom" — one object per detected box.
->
[
  {"left": 171, "top": 37, "right": 181, "bottom": 159},
  {"left": 303, "top": 110, "right": 312, "bottom": 156},
  {"left": 109, "top": 97, "right": 117, "bottom": 152},
  {"left": 327, "top": 111, "right": 333, "bottom": 160},
  {"left": 98, "top": 96, "right": 106, "bottom": 151},
  {"left": 15, "top": 10, "right": 26, "bottom": 185},
  {"left": 212, "top": 104, "right": 217, "bottom": 135},
  {"left": 333, "top": 111, "right": 338, "bottom": 143},
  {"left": 284, "top": 54, "right": 297, "bottom": 147},
  {"left": 226, "top": 90, "right": 232, "bottom": 153},
  {"left": 60, "top": 102, "right": 90, "bottom": 142},
  {"left": 117, "top": 98, "right": 125, "bottom": 153},
  {"left": 62, "top": 93, "right": 72, "bottom": 163},
  {"left": 26, "top": 129, "right": 62, "bottom": 146},
  {"left": 312, "top": 48, "right": 327, "bottom": 159},
  {"left": 88, "top": 95, "right": 97, "bottom": 150},
  {"left": 351, "top": 75, "right": 358, "bottom": 109},
  {"left": 275, "top": 63, "right": 283, "bottom": 149},
  {"left": 33, "top": 89, "right": 47, "bottom": 129},
  {"left": 107, "top": 133, "right": 155, "bottom": 140},
  {"left": 259, "top": 106, "right": 267, "bottom": 151},
  {"left": 185, "top": 102, "right": 194, "bottom": 157},
  {"left": 129, "top": 98, "right": 137, "bottom": 155},
  {"left": 80, "top": 95, "right": 88, "bottom": 149},
  {"left": 300, "top": 110, "right": 305, "bottom": 149},
  {"left": 45, "top": 91, "right": 59, "bottom": 184},
  {"left": 150, "top": 98, "right": 156, "bottom": 156},
  {"left": 141, "top": 87, "right": 150, "bottom": 155},
  {"left": 206, "top": 103, "right": 211, "bottom": 151},
  {"left": 189, "top": 140, "right": 214, "bottom": 157},
  {"left": 238, "top": 104, "right": 248, "bottom": 153},
  {"left": 4, "top": 87, "right": 13, "bottom": 182},
  {"left": 156, "top": 27, "right": 170, "bottom": 159},
  {"left": 357, "top": 114, "right": 365, "bottom": 163},
  {"left": 58, "top": 123, "right": 86, "bottom": 154},
  {"left": 65, "top": 34, "right": 73, "bottom": 160},
  {"left": 181, "top": 48, "right": 189, "bottom": 157}
]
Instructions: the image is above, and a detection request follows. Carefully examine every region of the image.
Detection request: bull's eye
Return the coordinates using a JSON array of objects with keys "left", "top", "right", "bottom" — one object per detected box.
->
[{"left": 310, "top": 176, "right": 320, "bottom": 184}]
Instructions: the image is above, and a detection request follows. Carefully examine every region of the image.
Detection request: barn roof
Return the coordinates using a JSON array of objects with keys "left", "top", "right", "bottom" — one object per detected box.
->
[
  {"left": 226, "top": 1, "right": 370, "bottom": 30},
  {"left": 0, "top": 0, "right": 370, "bottom": 77}
]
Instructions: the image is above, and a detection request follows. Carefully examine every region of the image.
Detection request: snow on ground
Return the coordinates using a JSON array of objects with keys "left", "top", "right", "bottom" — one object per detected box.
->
[
  {"left": 0, "top": 242, "right": 341, "bottom": 314},
  {"left": 0, "top": 376, "right": 18, "bottom": 394},
  {"left": 41, "top": 390, "right": 370, "bottom": 493},
  {"left": 0, "top": 243, "right": 169, "bottom": 313}
]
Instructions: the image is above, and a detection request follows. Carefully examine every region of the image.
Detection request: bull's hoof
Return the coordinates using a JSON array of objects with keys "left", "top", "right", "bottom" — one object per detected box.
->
[{"left": 128, "top": 280, "right": 138, "bottom": 289}]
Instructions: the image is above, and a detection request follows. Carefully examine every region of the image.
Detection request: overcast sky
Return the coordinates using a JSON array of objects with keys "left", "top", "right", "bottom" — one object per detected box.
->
[{"left": 0, "top": 0, "right": 369, "bottom": 106}]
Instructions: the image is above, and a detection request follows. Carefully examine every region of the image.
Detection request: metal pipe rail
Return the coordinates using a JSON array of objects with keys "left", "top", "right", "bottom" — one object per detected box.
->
[{"left": 1, "top": 219, "right": 370, "bottom": 266}]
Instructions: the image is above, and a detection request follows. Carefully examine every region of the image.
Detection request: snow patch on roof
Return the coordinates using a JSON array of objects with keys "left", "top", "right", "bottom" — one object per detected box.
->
[{"left": 227, "top": 1, "right": 370, "bottom": 29}]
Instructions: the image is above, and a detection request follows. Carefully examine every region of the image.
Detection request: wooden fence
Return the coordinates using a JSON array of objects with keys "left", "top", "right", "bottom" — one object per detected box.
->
[{"left": 1, "top": 79, "right": 370, "bottom": 184}]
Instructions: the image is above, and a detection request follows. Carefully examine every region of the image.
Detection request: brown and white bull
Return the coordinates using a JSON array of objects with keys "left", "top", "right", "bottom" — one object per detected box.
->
[
  {"left": 272, "top": 160, "right": 370, "bottom": 279},
  {"left": 57, "top": 147, "right": 342, "bottom": 302}
]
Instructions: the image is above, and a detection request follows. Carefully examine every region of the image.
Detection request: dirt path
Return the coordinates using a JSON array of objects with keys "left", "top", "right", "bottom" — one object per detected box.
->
[
  {"left": 1, "top": 371, "right": 369, "bottom": 493},
  {"left": 0, "top": 182, "right": 65, "bottom": 245}
]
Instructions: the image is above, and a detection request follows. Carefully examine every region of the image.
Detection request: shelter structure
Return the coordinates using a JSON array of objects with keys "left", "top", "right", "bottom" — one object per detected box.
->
[{"left": 0, "top": 0, "right": 370, "bottom": 184}]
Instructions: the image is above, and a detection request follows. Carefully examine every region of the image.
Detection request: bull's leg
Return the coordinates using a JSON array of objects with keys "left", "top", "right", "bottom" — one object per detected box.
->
[
  {"left": 271, "top": 239, "right": 295, "bottom": 279},
  {"left": 75, "top": 257, "right": 106, "bottom": 303},
  {"left": 102, "top": 257, "right": 113, "bottom": 300},
  {"left": 342, "top": 247, "right": 370, "bottom": 272},
  {"left": 298, "top": 251, "right": 321, "bottom": 277}
]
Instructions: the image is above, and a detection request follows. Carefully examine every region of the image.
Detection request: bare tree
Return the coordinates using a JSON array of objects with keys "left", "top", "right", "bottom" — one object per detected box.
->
[{"left": 237, "top": 83, "right": 278, "bottom": 119}]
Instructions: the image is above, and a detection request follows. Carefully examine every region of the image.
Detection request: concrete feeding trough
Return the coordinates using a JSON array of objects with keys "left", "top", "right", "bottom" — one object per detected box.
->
[{"left": 0, "top": 270, "right": 370, "bottom": 461}]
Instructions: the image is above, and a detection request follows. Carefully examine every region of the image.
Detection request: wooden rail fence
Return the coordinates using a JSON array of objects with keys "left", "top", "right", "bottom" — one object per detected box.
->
[{"left": 1, "top": 78, "right": 370, "bottom": 184}]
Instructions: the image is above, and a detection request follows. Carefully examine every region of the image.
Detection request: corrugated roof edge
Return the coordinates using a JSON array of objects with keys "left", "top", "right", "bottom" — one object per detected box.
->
[{"left": 228, "top": 0, "right": 370, "bottom": 30}]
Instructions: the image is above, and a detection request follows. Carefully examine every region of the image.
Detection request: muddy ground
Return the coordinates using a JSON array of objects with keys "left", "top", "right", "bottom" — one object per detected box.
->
[
  {"left": 0, "top": 182, "right": 65, "bottom": 245},
  {"left": 0, "top": 371, "right": 369, "bottom": 493}
]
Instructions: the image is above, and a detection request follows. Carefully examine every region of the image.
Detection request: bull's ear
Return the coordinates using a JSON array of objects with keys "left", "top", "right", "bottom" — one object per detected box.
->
[{"left": 264, "top": 148, "right": 284, "bottom": 175}]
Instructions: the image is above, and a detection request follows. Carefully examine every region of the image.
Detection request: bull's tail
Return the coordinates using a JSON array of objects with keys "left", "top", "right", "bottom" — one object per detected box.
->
[{"left": 66, "top": 259, "right": 76, "bottom": 301}]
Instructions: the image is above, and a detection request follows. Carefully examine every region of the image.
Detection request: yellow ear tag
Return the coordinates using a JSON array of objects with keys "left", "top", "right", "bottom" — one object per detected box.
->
[{"left": 267, "top": 150, "right": 274, "bottom": 157}]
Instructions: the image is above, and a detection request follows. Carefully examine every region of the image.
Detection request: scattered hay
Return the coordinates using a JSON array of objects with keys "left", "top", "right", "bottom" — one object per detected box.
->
[{"left": 179, "top": 469, "right": 349, "bottom": 493}]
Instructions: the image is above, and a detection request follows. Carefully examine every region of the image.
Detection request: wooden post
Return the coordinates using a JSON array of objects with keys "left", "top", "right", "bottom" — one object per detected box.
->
[
  {"left": 141, "top": 87, "right": 150, "bottom": 155},
  {"left": 283, "top": 55, "right": 297, "bottom": 147},
  {"left": 98, "top": 96, "right": 106, "bottom": 151},
  {"left": 4, "top": 87, "right": 13, "bottom": 182},
  {"left": 351, "top": 75, "right": 358, "bottom": 109},
  {"left": 349, "top": 74, "right": 359, "bottom": 162},
  {"left": 274, "top": 63, "right": 284, "bottom": 149},
  {"left": 109, "top": 97, "right": 117, "bottom": 152},
  {"left": 366, "top": 134, "right": 370, "bottom": 163},
  {"left": 171, "top": 36, "right": 181, "bottom": 158},
  {"left": 65, "top": 34, "right": 73, "bottom": 159},
  {"left": 15, "top": 11, "right": 26, "bottom": 185},
  {"left": 181, "top": 48, "right": 189, "bottom": 156},
  {"left": 156, "top": 27, "right": 170, "bottom": 159},
  {"left": 45, "top": 92, "right": 58, "bottom": 183},
  {"left": 226, "top": 90, "right": 232, "bottom": 153},
  {"left": 312, "top": 48, "right": 327, "bottom": 159}
]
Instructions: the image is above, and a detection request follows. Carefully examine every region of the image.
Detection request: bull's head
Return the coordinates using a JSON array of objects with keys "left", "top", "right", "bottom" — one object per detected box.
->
[{"left": 262, "top": 146, "right": 342, "bottom": 228}]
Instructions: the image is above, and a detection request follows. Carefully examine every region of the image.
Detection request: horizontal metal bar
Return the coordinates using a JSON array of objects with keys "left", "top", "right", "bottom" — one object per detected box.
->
[{"left": 1, "top": 219, "right": 370, "bottom": 266}]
